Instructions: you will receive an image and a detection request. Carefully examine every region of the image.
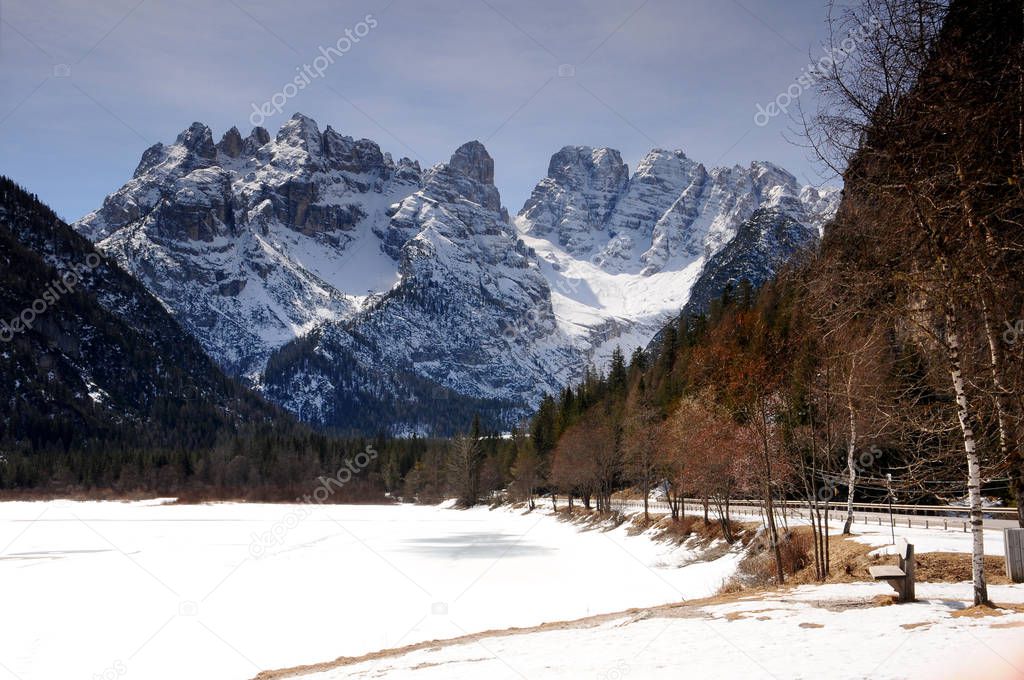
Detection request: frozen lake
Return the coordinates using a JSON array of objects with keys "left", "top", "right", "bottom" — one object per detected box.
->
[{"left": 0, "top": 500, "right": 738, "bottom": 680}]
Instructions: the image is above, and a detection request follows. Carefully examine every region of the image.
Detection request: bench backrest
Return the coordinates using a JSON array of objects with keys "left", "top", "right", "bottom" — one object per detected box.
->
[{"left": 896, "top": 537, "right": 910, "bottom": 559}]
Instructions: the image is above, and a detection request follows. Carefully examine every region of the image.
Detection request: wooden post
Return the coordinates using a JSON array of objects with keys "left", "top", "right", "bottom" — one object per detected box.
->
[
  {"left": 902, "top": 543, "right": 916, "bottom": 602},
  {"left": 1005, "top": 528, "right": 1024, "bottom": 583}
]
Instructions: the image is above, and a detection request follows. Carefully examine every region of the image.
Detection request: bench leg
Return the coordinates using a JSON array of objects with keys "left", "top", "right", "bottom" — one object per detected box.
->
[{"left": 906, "top": 550, "right": 915, "bottom": 602}]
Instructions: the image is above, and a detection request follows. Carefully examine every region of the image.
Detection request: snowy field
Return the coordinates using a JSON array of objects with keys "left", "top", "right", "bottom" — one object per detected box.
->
[
  {"left": 261, "top": 508, "right": 1024, "bottom": 680},
  {"left": 0, "top": 500, "right": 738, "bottom": 680},
  {"left": 299, "top": 582, "right": 1024, "bottom": 680}
]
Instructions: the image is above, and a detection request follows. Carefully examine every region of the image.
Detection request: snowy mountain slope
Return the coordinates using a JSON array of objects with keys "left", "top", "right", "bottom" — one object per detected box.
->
[
  {"left": 75, "top": 114, "right": 420, "bottom": 378},
  {"left": 262, "top": 142, "right": 582, "bottom": 432},
  {"left": 515, "top": 146, "right": 839, "bottom": 369},
  {"left": 683, "top": 206, "right": 818, "bottom": 316},
  {"left": 74, "top": 116, "right": 838, "bottom": 432}
]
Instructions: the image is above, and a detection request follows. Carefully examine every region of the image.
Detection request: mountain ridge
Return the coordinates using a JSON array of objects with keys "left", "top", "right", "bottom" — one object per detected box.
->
[{"left": 71, "top": 114, "right": 839, "bottom": 433}]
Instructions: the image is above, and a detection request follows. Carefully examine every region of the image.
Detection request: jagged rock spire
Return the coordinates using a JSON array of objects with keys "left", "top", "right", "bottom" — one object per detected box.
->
[{"left": 449, "top": 141, "right": 494, "bottom": 185}]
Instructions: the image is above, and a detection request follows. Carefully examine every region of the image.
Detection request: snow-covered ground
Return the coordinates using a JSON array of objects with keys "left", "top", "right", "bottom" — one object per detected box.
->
[
  {"left": 755, "top": 506, "right": 1010, "bottom": 557},
  {"left": 0, "top": 501, "right": 737, "bottom": 680},
  {"left": 4, "top": 500, "right": 1020, "bottom": 680},
  {"left": 299, "top": 582, "right": 1024, "bottom": 680},
  {"left": 280, "top": 507, "right": 1024, "bottom": 679},
  {"left": 850, "top": 523, "right": 1007, "bottom": 557},
  {"left": 519, "top": 230, "right": 705, "bottom": 364}
]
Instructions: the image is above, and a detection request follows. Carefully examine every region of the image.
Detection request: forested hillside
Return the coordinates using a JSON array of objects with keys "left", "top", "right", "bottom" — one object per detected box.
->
[
  {"left": 0, "top": 177, "right": 379, "bottom": 498},
  {"left": 515, "top": 0, "right": 1023, "bottom": 605}
]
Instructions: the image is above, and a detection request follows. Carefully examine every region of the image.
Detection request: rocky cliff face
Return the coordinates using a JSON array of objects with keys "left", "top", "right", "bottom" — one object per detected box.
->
[
  {"left": 518, "top": 146, "right": 630, "bottom": 257},
  {"left": 262, "top": 142, "right": 580, "bottom": 433},
  {"left": 76, "top": 113, "right": 421, "bottom": 378},
  {"left": 75, "top": 116, "right": 839, "bottom": 433},
  {"left": 518, "top": 146, "right": 837, "bottom": 275},
  {"left": 515, "top": 146, "right": 839, "bottom": 373}
]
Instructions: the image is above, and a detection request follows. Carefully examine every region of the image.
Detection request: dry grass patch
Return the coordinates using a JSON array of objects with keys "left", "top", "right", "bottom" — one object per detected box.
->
[
  {"left": 626, "top": 513, "right": 659, "bottom": 535},
  {"left": 551, "top": 505, "right": 629, "bottom": 532},
  {"left": 721, "top": 527, "right": 1010, "bottom": 595},
  {"left": 722, "top": 608, "right": 777, "bottom": 621},
  {"left": 990, "top": 621, "right": 1024, "bottom": 629},
  {"left": 951, "top": 604, "right": 1008, "bottom": 619},
  {"left": 915, "top": 553, "right": 1010, "bottom": 585},
  {"left": 729, "top": 526, "right": 823, "bottom": 589}
]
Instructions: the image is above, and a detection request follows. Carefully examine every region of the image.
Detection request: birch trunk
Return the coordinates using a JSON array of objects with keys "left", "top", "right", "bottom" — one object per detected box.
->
[
  {"left": 981, "top": 298, "right": 1023, "bottom": 527},
  {"left": 843, "top": 391, "right": 858, "bottom": 535},
  {"left": 946, "top": 312, "right": 989, "bottom": 605},
  {"left": 961, "top": 182, "right": 1021, "bottom": 526}
]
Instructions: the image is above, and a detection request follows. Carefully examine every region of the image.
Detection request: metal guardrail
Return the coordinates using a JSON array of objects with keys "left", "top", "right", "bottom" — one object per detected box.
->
[
  {"left": 610, "top": 497, "right": 1017, "bottom": 517},
  {"left": 605, "top": 498, "right": 1018, "bottom": 532}
]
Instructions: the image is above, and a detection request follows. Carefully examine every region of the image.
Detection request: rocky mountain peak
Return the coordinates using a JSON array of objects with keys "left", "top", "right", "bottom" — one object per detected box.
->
[
  {"left": 448, "top": 141, "right": 494, "bottom": 185},
  {"left": 276, "top": 113, "right": 324, "bottom": 159},
  {"left": 175, "top": 122, "right": 216, "bottom": 160},
  {"left": 74, "top": 113, "right": 427, "bottom": 376},
  {"left": 397, "top": 141, "right": 503, "bottom": 214},
  {"left": 72, "top": 118, "right": 841, "bottom": 435},
  {"left": 748, "top": 160, "right": 798, "bottom": 195},
  {"left": 322, "top": 126, "right": 388, "bottom": 174},
  {"left": 517, "top": 146, "right": 630, "bottom": 255},
  {"left": 547, "top": 146, "right": 629, "bottom": 191},
  {"left": 217, "top": 126, "right": 244, "bottom": 158},
  {"left": 519, "top": 143, "right": 840, "bottom": 280},
  {"left": 133, "top": 142, "right": 166, "bottom": 178},
  {"left": 245, "top": 126, "right": 271, "bottom": 155},
  {"left": 634, "top": 148, "right": 695, "bottom": 176}
]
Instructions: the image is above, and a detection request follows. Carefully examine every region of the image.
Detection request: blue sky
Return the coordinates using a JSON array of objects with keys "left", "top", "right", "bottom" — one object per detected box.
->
[{"left": 0, "top": 0, "right": 841, "bottom": 222}]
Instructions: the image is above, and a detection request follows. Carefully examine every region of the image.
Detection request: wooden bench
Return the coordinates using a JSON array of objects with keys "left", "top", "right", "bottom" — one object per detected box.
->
[{"left": 868, "top": 538, "right": 916, "bottom": 602}]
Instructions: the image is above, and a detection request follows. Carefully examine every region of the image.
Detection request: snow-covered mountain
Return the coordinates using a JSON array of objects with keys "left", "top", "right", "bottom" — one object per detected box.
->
[
  {"left": 516, "top": 146, "right": 839, "bottom": 367},
  {"left": 74, "top": 116, "right": 838, "bottom": 432},
  {"left": 76, "top": 114, "right": 421, "bottom": 378},
  {"left": 261, "top": 141, "right": 581, "bottom": 434}
]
